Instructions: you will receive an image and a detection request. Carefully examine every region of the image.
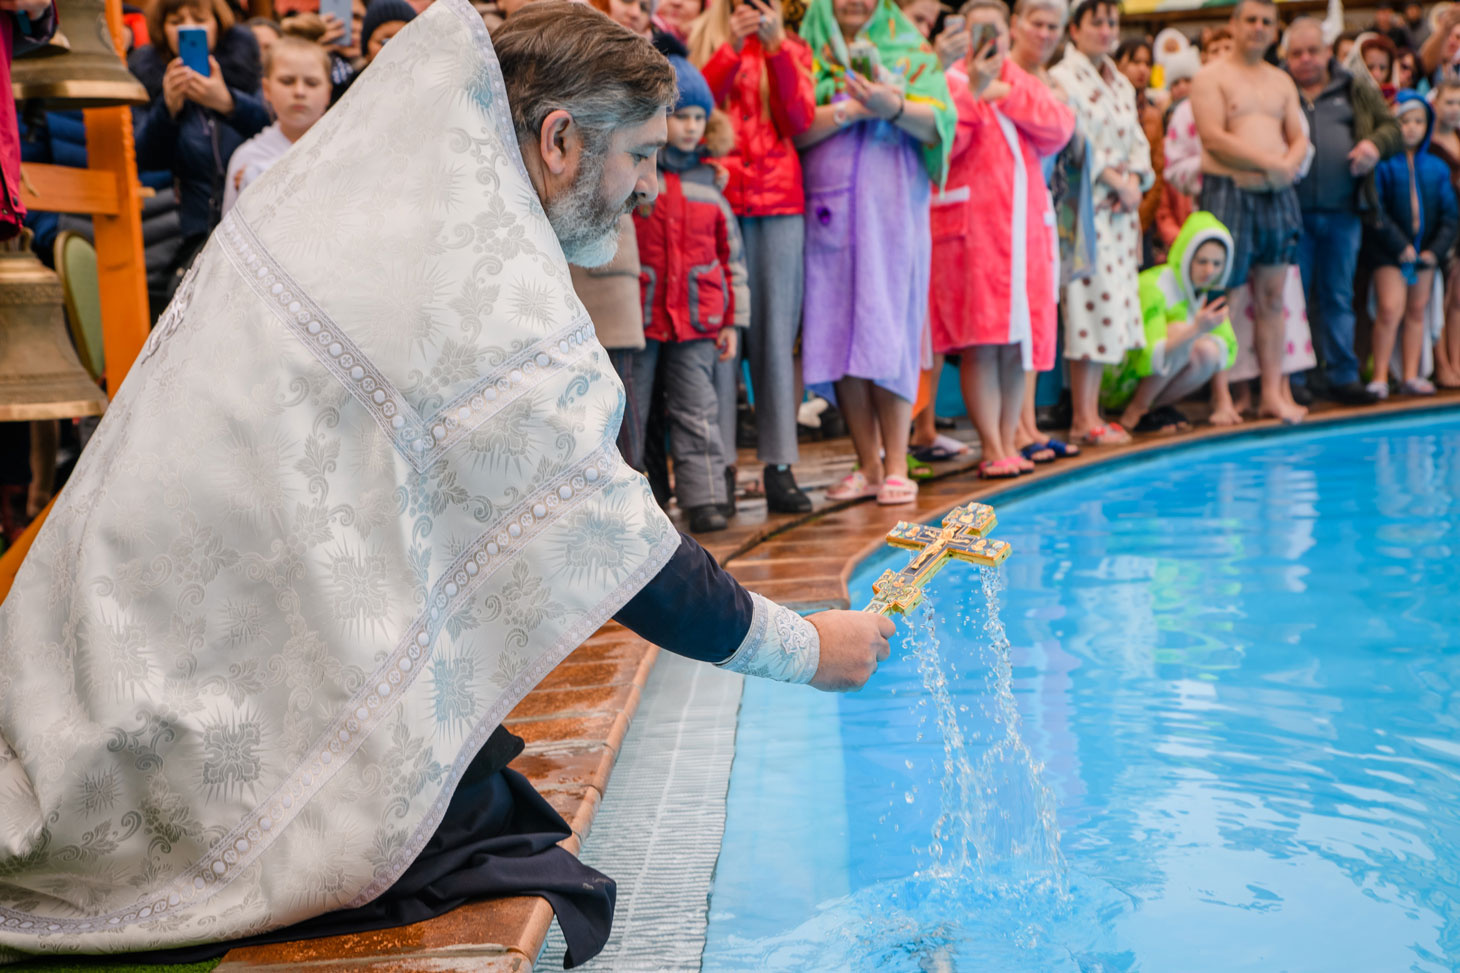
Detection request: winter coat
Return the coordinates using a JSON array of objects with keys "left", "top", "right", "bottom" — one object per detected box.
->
[
  {"left": 129, "top": 26, "right": 270, "bottom": 240},
  {"left": 699, "top": 35, "right": 816, "bottom": 217},
  {"left": 1291, "top": 61, "right": 1402, "bottom": 219},
  {"left": 570, "top": 215, "right": 646, "bottom": 351},
  {"left": 929, "top": 60, "right": 1074, "bottom": 371},
  {"left": 2, "top": 2, "right": 58, "bottom": 239},
  {"left": 1101, "top": 211, "right": 1238, "bottom": 409},
  {"left": 1369, "top": 90, "right": 1460, "bottom": 260},
  {"left": 634, "top": 148, "right": 749, "bottom": 344}
]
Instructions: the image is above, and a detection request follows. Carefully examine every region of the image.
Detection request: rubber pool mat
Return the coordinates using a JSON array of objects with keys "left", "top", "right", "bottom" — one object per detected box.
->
[{"left": 540, "top": 652, "right": 743, "bottom": 971}]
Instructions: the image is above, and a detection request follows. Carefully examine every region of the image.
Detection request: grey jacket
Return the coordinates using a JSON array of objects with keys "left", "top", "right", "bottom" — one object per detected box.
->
[{"left": 1292, "top": 62, "right": 1403, "bottom": 218}]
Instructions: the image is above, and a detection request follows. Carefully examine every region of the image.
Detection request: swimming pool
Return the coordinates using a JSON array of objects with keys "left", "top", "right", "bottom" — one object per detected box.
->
[{"left": 704, "top": 412, "right": 1460, "bottom": 972}]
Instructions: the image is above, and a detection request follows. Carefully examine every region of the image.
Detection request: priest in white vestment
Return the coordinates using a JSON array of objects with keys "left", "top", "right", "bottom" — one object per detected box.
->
[{"left": 0, "top": 2, "right": 894, "bottom": 965}]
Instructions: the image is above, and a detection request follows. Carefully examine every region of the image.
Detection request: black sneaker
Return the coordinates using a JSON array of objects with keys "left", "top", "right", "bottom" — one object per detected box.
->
[
  {"left": 764, "top": 464, "right": 813, "bottom": 514},
  {"left": 688, "top": 505, "right": 728, "bottom": 534},
  {"left": 719, "top": 466, "right": 738, "bottom": 519},
  {"left": 1326, "top": 381, "right": 1381, "bottom": 406},
  {"left": 1290, "top": 382, "right": 1314, "bottom": 407}
]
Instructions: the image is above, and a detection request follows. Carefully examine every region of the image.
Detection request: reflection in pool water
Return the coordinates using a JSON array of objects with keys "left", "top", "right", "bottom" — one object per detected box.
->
[{"left": 705, "top": 413, "right": 1460, "bottom": 972}]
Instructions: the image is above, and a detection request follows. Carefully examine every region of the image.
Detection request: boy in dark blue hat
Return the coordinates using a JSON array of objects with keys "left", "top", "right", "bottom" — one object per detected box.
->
[{"left": 630, "top": 54, "right": 748, "bottom": 533}]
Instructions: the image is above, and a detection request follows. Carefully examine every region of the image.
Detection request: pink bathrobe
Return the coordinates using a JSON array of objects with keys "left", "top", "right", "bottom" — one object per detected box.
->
[{"left": 929, "top": 61, "right": 1075, "bottom": 371}]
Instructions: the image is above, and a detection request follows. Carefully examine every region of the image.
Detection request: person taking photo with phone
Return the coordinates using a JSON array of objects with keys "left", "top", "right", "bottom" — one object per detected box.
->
[
  {"left": 130, "top": 0, "right": 269, "bottom": 266},
  {"left": 1099, "top": 211, "right": 1239, "bottom": 434},
  {"left": 929, "top": 0, "right": 1075, "bottom": 479},
  {"left": 688, "top": 0, "right": 819, "bottom": 513},
  {"left": 794, "top": 0, "right": 957, "bottom": 507}
]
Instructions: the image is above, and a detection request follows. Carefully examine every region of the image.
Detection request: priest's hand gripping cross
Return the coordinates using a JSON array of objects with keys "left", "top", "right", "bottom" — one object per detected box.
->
[{"left": 863, "top": 502, "right": 1011, "bottom": 616}]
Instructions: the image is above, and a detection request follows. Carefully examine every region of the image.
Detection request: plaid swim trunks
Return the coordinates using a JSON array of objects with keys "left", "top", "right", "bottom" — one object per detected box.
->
[{"left": 1198, "top": 174, "right": 1303, "bottom": 288}]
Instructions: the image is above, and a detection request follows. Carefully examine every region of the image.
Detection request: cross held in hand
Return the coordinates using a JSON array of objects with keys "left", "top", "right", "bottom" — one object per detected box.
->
[{"left": 864, "top": 502, "right": 1011, "bottom": 617}]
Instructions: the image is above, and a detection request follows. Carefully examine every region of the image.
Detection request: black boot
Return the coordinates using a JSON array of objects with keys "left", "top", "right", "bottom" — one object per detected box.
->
[
  {"left": 719, "top": 466, "right": 738, "bottom": 519},
  {"left": 764, "top": 464, "right": 812, "bottom": 514},
  {"left": 688, "top": 505, "right": 728, "bottom": 533}
]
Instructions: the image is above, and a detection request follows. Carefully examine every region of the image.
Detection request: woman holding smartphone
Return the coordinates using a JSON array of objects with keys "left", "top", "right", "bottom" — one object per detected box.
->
[
  {"left": 130, "top": 0, "right": 269, "bottom": 266},
  {"left": 688, "top": 0, "right": 819, "bottom": 513},
  {"left": 1048, "top": 0, "right": 1153, "bottom": 446},
  {"left": 794, "top": 0, "right": 956, "bottom": 506}
]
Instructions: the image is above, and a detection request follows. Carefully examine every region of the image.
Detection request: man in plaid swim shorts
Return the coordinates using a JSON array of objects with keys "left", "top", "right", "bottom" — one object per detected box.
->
[{"left": 1190, "top": 0, "right": 1312, "bottom": 424}]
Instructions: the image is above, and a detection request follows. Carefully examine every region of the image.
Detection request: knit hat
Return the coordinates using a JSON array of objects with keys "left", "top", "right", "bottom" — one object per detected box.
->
[
  {"left": 667, "top": 54, "right": 713, "bottom": 116},
  {"left": 361, "top": 0, "right": 416, "bottom": 54},
  {"left": 1163, "top": 47, "right": 1201, "bottom": 86}
]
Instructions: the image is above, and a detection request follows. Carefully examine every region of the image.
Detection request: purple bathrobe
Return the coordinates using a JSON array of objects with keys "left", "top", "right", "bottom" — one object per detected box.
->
[{"left": 801, "top": 116, "right": 931, "bottom": 403}]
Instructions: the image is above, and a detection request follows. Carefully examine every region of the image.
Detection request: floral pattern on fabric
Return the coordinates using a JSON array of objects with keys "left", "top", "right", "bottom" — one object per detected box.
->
[
  {"left": 0, "top": 0, "right": 676, "bottom": 959},
  {"left": 716, "top": 593, "right": 820, "bottom": 685}
]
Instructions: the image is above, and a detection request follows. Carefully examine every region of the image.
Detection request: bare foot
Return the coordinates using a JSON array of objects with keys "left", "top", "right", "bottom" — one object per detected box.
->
[
  {"left": 1231, "top": 382, "right": 1254, "bottom": 416},
  {"left": 1258, "top": 397, "right": 1307, "bottom": 425},
  {"left": 1436, "top": 367, "right": 1460, "bottom": 389},
  {"left": 1119, "top": 407, "right": 1146, "bottom": 433},
  {"left": 1209, "top": 404, "right": 1245, "bottom": 426}
]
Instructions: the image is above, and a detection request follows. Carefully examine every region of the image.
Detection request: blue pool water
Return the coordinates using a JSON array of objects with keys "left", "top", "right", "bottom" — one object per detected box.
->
[{"left": 705, "top": 412, "right": 1460, "bottom": 972}]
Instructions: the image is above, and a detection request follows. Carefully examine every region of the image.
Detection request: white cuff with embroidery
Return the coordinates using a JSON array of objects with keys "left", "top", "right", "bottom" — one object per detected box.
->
[{"left": 715, "top": 592, "right": 820, "bottom": 685}]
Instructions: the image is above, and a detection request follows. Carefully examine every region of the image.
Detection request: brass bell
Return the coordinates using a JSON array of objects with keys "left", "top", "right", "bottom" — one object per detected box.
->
[
  {"left": 10, "top": 0, "right": 148, "bottom": 108},
  {"left": 0, "top": 231, "right": 108, "bottom": 422}
]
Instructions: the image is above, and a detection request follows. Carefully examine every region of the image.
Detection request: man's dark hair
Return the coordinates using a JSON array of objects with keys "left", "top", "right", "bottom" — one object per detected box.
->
[
  {"left": 1068, "top": 0, "right": 1119, "bottom": 30},
  {"left": 492, "top": 2, "right": 677, "bottom": 150}
]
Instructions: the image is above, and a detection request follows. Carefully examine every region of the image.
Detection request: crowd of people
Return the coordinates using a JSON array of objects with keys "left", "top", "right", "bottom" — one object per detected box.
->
[{"left": 6, "top": 0, "right": 1460, "bottom": 539}]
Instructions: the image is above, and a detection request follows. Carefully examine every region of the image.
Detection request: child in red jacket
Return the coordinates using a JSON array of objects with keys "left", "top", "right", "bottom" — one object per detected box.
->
[{"left": 631, "top": 55, "right": 748, "bottom": 534}]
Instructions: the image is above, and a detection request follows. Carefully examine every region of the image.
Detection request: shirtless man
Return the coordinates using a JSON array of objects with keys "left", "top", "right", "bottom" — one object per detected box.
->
[{"left": 1190, "top": 0, "right": 1312, "bottom": 424}]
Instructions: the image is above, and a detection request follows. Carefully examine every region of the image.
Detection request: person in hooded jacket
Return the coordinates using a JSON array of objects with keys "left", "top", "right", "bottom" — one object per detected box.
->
[
  {"left": 688, "top": 0, "right": 817, "bottom": 513},
  {"left": 1100, "top": 211, "right": 1239, "bottom": 434},
  {"left": 129, "top": 0, "right": 269, "bottom": 263},
  {"left": 1365, "top": 88, "right": 1459, "bottom": 397}
]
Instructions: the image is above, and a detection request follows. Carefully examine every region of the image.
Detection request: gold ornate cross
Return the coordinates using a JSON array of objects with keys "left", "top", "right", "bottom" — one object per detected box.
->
[{"left": 863, "top": 502, "right": 1011, "bottom": 616}]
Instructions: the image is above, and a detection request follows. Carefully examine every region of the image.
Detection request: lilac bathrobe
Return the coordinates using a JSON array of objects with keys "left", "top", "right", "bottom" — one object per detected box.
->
[{"left": 801, "top": 116, "right": 931, "bottom": 403}]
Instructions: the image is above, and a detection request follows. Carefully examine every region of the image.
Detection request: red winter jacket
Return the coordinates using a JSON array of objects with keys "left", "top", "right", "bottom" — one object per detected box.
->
[
  {"left": 699, "top": 35, "right": 815, "bottom": 218},
  {"left": 634, "top": 162, "right": 749, "bottom": 344},
  {"left": 2, "top": 2, "right": 58, "bottom": 239}
]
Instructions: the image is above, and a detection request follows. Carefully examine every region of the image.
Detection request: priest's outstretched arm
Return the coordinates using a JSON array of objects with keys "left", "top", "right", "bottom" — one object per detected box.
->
[{"left": 612, "top": 532, "right": 894, "bottom": 692}]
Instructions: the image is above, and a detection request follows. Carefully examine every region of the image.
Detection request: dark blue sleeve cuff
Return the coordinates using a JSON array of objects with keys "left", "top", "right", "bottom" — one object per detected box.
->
[{"left": 612, "top": 532, "right": 754, "bottom": 665}]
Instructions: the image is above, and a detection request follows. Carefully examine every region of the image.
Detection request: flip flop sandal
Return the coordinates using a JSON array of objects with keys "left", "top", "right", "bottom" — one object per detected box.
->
[
  {"left": 910, "top": 443, "right": 961, "bottom": 463},
  {"left": 932, "top": 433, "right": 972, "bottom": 456},
  {"left": 876, "top": 475, "right": 919, "bottom": 506},
  {"left": 1152, "top": 405, "right": 1192, "bottom": 430},
  {"left": 1020, "top": 442, "right": 1057, "bottom": 464},
  {"left": 1133, "top": 410, "right": 1184, "bottom": 435},
  {"left": 1042, "top": 438, "right": 1080, "bottom": 458},
  {"left": 907, "top": 460, "right": 936, "bottom": 482},
  {"left": 1081, "top": 423, "right": 1132, "bottom": 446},
  {"left": 978, "top": 457, "right": 1022, "bottom": 480},
  {"left": 826, "top": 470, "right": 878, "bottom": 501}
]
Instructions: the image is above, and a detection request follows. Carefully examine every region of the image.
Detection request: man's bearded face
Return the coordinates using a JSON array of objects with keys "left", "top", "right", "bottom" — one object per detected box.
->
[{"left": 546, "top": 148, "right": 625, "bottom": 267}]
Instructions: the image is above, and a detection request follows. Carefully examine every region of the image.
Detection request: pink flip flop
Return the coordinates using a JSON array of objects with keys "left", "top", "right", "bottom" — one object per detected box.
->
[
  {"left": 826, "top": 470, "right": 879, "bottom": 501},
  {"left": 876, "top": 475, "right": 918, "bottom": 506}
]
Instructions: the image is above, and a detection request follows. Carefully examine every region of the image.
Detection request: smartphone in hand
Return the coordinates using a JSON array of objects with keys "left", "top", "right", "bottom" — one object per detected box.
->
[
  {"left": 968, "top": 22, "right": 997, "bottom": 55},
  {"left": 177, "top": 25, "right": 210, "bottom": 76},
  {"left": 320, "top": 0, "right": 352, "bottom": 46},
  {"left": 944, "top": 14, "right": 965, "bottom": 34}
]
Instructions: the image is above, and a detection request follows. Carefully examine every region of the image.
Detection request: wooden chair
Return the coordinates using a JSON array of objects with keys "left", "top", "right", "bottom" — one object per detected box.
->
[{"left": 54, "top": 230, "right": 107, "bottom": 387}]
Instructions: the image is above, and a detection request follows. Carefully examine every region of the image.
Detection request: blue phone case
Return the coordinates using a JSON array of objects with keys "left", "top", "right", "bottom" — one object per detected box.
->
[
  {"left": 178, "top": 27, "right": 210, "bottom": 76},
  {"left": 319, "top": 0, "right": 351, "bottom": 46}
]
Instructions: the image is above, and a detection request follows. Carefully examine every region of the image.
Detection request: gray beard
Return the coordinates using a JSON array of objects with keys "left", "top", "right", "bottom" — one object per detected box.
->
[{"left": 546, "top": 152, "right": 626, "bottom": 268}]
